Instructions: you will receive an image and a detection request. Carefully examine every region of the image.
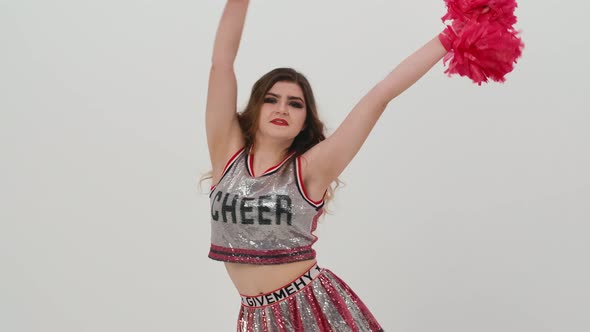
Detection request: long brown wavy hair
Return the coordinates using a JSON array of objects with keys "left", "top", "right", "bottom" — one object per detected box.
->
[{"left": 199, "top": 67, "right": 343, "bottom": 216}]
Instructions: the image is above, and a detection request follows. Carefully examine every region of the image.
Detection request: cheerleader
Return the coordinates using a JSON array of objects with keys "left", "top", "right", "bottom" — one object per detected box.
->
[{"left": 203, "top": 1, "right": 523, "bottom": 331}]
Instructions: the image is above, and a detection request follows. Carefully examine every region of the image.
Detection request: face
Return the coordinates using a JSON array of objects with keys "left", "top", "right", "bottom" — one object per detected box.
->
[{"left": 257, "top": 81, "right": 307, "bottom": 142}]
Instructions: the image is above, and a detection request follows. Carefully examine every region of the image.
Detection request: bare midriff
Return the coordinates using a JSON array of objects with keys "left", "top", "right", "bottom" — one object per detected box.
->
[{"left": 224, "top": 259, "right": 318, "bottom": 296}]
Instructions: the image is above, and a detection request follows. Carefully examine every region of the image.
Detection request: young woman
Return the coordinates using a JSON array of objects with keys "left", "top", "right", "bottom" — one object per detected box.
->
[{"left": 204, "top": 1, "right": 463, "bottom": 331}]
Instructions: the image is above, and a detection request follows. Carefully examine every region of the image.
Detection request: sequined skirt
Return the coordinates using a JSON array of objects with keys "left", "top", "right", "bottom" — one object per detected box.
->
[{"left": 237, "top": 263, "right": 384, "bottom": 332}]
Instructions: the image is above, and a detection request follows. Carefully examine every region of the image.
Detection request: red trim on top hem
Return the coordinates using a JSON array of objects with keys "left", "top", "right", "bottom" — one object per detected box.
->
[
  {"left": 208, "top": 244, "right": 316, "bottom": 265},
  {"left": 208, "top": 250, "right": 316, "bottom": 265},
  {"left": 210, "top": 244, "right": 312, "bottom": 256}
]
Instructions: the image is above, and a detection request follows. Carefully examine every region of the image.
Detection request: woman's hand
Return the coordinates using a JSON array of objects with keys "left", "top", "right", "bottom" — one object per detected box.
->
[{"left": 211, "top": 0, "right": 251, "bottom": 67}]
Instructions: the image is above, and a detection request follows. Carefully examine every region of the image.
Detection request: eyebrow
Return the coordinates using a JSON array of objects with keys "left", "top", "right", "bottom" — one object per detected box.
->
[{"left": 266, "top": 92, "right": 304, "bottom": 103}]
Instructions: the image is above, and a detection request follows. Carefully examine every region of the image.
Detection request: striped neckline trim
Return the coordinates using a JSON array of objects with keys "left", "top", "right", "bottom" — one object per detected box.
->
[{"left": 246, "top": 145, "right": 296, "bottom": 178}]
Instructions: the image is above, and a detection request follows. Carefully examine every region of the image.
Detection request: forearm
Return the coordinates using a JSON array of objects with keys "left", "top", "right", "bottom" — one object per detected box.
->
[
  {"left": 371, "top": 35, "right": 447, "bottom": 106},
  {"left": 211, "top": 0, "right": 250, "bottom": 67}
]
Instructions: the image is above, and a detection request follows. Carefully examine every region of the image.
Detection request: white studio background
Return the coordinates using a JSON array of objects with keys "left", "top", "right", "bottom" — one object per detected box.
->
[{"left": 1, "top": 0, "right": 588, "bottom": 331}]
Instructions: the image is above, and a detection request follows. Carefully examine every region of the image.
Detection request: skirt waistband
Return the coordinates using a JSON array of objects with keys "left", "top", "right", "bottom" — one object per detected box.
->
[{"left": 240, "top": 262, "right": 322, "bottom": 307}]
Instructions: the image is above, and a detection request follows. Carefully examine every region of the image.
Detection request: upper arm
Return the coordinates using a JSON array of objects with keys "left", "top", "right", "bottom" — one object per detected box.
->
[
  {"left": 301, "top": 87, "right": 389, "bottom": 190},
  {"left": 301, "top": 36, "right": 446, "bottom": 189},
  {"left": 205, "top": 65, "right": 244, "bottom": 176}
]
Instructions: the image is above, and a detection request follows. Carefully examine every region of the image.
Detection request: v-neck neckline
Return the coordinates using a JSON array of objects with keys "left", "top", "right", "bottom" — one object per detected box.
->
[{"left": 246, "top": 145, "right": 296, "bottom": 178}]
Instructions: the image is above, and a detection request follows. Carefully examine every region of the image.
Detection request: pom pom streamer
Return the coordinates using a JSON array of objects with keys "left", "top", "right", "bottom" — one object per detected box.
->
[
  {"left": 439, "top": 0, "right": 524, "bottom": 85},
  {"left": 442, "top": 0, "right": 518, "bottom": 27}
]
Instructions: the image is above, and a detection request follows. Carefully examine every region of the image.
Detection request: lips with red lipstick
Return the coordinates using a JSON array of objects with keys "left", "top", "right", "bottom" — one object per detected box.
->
[{"left": 270, "top": 118, "right": 289, "bottom": 126}]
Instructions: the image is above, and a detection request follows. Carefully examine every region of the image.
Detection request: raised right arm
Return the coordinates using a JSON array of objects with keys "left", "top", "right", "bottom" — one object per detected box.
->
[{"left": 206, "top": 0, "right": 249, "bottom": 175}]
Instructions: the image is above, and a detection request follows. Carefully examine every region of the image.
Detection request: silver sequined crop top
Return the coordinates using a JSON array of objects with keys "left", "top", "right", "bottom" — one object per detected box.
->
[{"left": 208, "top": 146, "right": 325, "bottom": 265}]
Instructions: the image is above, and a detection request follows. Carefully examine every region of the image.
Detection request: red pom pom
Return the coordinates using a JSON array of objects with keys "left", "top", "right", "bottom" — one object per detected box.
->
[
  {"left": 439, "top": 0, "right": 524, "bottom": 85},
  {"left": 442, "top": 0, "right": 518, "bottom": 28},
  {"left": 440, "top": 20, "right": 524, "bottom": 85}
]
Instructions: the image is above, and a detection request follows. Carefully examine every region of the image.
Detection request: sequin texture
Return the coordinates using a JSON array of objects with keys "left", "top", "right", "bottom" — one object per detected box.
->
[
  {"left": 209, "top": 146, "right": 325, "bottom": 265},
  {"left": 237, "top": 267, "right": 384, "bottom": 332}
]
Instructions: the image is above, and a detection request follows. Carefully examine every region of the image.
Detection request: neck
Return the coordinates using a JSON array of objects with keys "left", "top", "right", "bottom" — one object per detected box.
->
[{"left": 251, "top": 137, "right": 293, "bottom": 163}]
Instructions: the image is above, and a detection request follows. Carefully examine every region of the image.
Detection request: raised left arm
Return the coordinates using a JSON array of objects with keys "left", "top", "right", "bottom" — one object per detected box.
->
[{"left": 302, "top": 35, "right": 447, "bottom": 190}]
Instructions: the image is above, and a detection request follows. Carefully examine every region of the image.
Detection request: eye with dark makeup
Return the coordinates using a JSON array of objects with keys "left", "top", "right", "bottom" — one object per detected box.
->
[
  {"left": 264, "top": 97, "right": 304, "bottom": 109},
  {"left": 290, "top": 102, "right": 304, "bottom": 109}
]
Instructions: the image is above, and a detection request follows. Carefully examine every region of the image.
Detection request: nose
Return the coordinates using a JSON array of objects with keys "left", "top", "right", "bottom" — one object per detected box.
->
[{"left": 277, "top": 100, "right": 289, "bottom": 114}]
